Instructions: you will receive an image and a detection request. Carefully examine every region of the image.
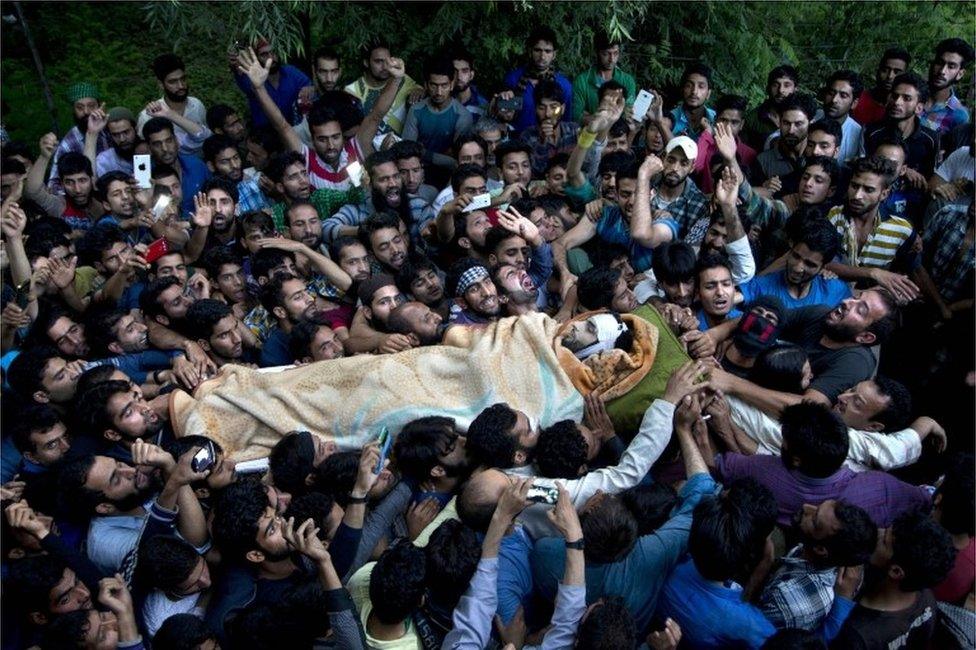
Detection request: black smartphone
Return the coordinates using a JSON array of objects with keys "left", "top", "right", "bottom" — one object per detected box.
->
[{"left": 14, "top": 280, "right": 30, "bottom": 309}]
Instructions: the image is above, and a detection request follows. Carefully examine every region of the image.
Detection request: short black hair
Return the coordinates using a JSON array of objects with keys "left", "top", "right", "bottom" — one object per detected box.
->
[
  {"left": 532, "top": 79, "right": 564, "bottom": 107},
  {"left": 202, "top": 133, "right": 239, "bottom": 164},
  {"left": 7, "top": 345, "right": 59, "bottom": 400},
  {"left": 808, "top": 119, "right": 843, "bottom": 146},
  {"left": 526, "top": 25, "right": 558, "bottom": 50},
  {"left": 777, "top": 93, "right": 817, "bottom": 120},
  {"left": 864, "top": 287, "right": 900, "bottom": 345},
  {"left": 153, "top": 613, "right": 217, "bottom": 650},
  {"left": 453, "top": 134, "right": 488, "bottom": 160},
  {"left": 826, "top": 69, "right": 864, "bottom": 98},
  {"left": 935, "top": 453, "right": 975, "bottom": 536},
  {"left": 494, "top": 140, "right": 532, "bottom": 167},
  {"left": 76, "top": 223, "right": 126, "bottom": 267},
  {"left": 575, "top": 596, "right": 636, "bottom": 650},
  {"left": 681, "top": 62, "right": 713, "bottom": 86},
  {"left": 851, "top": 154, "right": 897, "bottom": 189},
  {"left": 358, "top": 210, "right": 403, "bottom": 252},
  {"left": 695, "top": 250, "right": 732, "bottom": 285},
  {"left": 424, "top": 56, "right": 455, "bottom": 82},
  {"left": 211, "top": 478, "right": 267, "bottom": 560},
  {"left": 139, "top": 276, "right": 182, "bottom": 319},
  {"left": 871, "top": 375, "right": 913, "bottom": 431},
  {"left": 390, "top": 139, "right": 424, "bottom": 163},
  {"left": 425, "top": 519, "right": 481, "bottom": 609},
  {"left": 357, "top": 272, "right": 397, "bottom": 308},
  {"left": 82, "top": 305, "right": 127, "bottom": 357},
  {"left": 185, "top": 298, "right": 233, "bottom": 342},
  {"left": 795, "top": 215, "right": 840, "bottom": 263},
  {"left": 57, "top": 151, "right": 92, "bottom": 179},
  {"left": 136, "top": 535, "right": 201, "bottom": 593},
  {"left": 934, "top": 37, "right": 975, "bottom": 67},
  {"left": 284, "top": 491, "right": 338, "bottom": 540},
  {"left": 577, "top": 265, "right": 621, "bottom": 311},
  {"left": 265, "top": 150, "right": 306, "bottom": 184},
  {"left": 597, "top": 80, "right": 627, "bottom": 104},
  {"left": 364, "top": 148, "right": 398, "bottom": 178},
  {"left": 151, "top": 53, "right": 185, "bottom": 80},
  {"left": 750, "top": 344, "right": 809, "bottom": 394},
  {"left": 802, "top": 155, "right": 841, "bottom": 188},
  {"left": 259, "top": 272, "right": 301, "bottom": 314},
  {"left": 597, "top": 150, "right": 636, "bottom": 176},
  {"left": 94, "top": 170, "right": 132, "bottom": 203},
  {"left": 311, "top": 451, "right": 360, "bottom": 507},
  {"left": 250, "top": 247, "right": 295, "bottom": 282},
  {"left": 535, "top": 420, "right": 586, "bottom": 478},
  {"left": 450, "top": 163, "right": 487, "bottom": 192},
  {"left": 240, "top": 209, "right": 276, "bottom": 236},
  {"left": 781, "top": 402, "right": 849, "bottom": 477},
  {"left": 715, "top": 94, "right": 749, "bottom": 115},
  {"left": 395, "top": 253, "right": 439, "bottom": 297},
  {"left": 56, "top": 454, "right": 106, "bottom": 517},
  {"left": 313, "top": 45, "right": 341, "bottom": 64},
  {"left": 43, "top": 609, "right": 91, "bottom": 648},
  {"left": 767, "top": 64, "right": 799, "bottom": 88},
  {"left": 890, "top": 71, "right": 930, "bottom": 103},
  {"left": 330, "top": 235, "right": 366, "bottom": 261},
  {"left": 369, "top": 542, "right": 427, "bottom": 623},
  {"left": 891, "top": 511, "right": 956, "bottom": 591},
  {"left": 820, "top": 501, "right": 878, "bottom": 567},
  {"left": 206, "top": 103, "right": 238, "bottom": 132},
  {"left": 6, "top": 554, "right": 68, "bottom": 614},
  {"left": 620, "top": 482, "right": 679, "bottom": 536},
  {"left": 11, "top": 403, "right": 64, "bottom": 455},
  {"left": 466, "top": 403, "right": 519, "bottom": 469},
  {"left": 201, "top": 175, "right": 240, "bottom": 204},
  {"left": 288, "top": 318, "right": 329, "bottom": 362},
  {"left": 881, "top": 46, "right": 912, "bottom": 68},
  {"left": 143, "top": 116, "right": 176, "bottom": 142},
  {"left": 393, "top": 416, "right": 458, "bottom": 483},
  {"left": 75, "top": 379, "right": 131, "bottom": 437},
  {"left": 268, "top": 431, "right": 316, "bottom": 496},
  {"left": 652, "top": 241, "right": 697, "bottom": 284},
  {"left": 580, "top": 494, "right": 638, "bottom": 563}
]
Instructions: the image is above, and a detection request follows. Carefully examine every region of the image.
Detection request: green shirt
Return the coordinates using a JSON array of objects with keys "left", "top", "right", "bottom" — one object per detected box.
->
[
  {"left": 572, "top": 66, "right": 637, "bottom": 122},
  {"left": 271, "top": 185, "right": 364, "bottom": 233}
]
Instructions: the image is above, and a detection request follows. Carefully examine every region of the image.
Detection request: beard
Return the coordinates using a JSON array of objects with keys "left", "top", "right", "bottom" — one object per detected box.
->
[
  {"left": 111, "top": 472, "right": 164, "bottom": 512},
  {"left": 164, "top": 88, "right": 188, "bottom": 103},
  {"left": 505, "top": 289, "right": 538, "bottom": 308},
  {"left": 822, "top": 318, "right": 861, "bottom": 343},
  {"left": 74, "top": 114, "right": 90, "bottom": 133}
]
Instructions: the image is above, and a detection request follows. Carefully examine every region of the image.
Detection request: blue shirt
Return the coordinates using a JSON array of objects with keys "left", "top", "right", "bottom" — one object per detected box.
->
[
  {"left": 503, "top": 66, "right": 574, "bottom": 134},
  {"left": 595, "top": 206, "right": 678, "bottom": 273},
  {"left": 88, "top": 349, "right": 181, "bottom": 385},
  {"left": 669, "top": 105, "right": 717, "bottom": 142},
  {"left": 496, "top": 525, "right": 535, "bottom": 625},
  {"left": 178, "top": 154, "right": 211, "bottom": 216},
  {"left": 697, "top": 307, "right": 743, "bottom": 332},
  {"left": 259, "top": 327, "right": 292, "bottom": 367},
  {"left": 235, "top": 65, "right": 311, "bottom": 128},
  {"left": 739, "top": 271, "right": 851, "bottom": 311}
]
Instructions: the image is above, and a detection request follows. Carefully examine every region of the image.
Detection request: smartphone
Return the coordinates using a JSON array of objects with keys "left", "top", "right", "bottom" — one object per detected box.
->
[
  {"left": 191, "top": 440, "right": 216, "bottom": 473},
  {"left": 144, "top": 238, "right": 170, "bottom": 264},
  {"left": 526, "top": 484, "right": 559, "bottom": 505},
  {"left": 14, "top": 279, "right": 30, "bottom": 309},
  {"left": 497, "top": 96, "right": 523, "bottom": 112},
  {"left": 345, "top": 160, "right": 363, "bottom": 187},
  {"left": 462, "top": 192, "right": 492, "bottom": 213},
  {"left": 133, "top": 154, "right": 152, "bottom": 189},
  {"left": 150, "top": 195, "right": 172, "bottom": 222},
  {"left": 234, "top": 457, "right": 270, "bottom": 474},
  {"left": 375, "top": 426, "right": 393, "bottom": 475},
  {"left": 632, "top": 89, "right": 655, "bottom": 122}
]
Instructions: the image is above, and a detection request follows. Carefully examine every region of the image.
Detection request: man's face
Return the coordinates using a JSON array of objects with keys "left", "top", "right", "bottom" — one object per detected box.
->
[
  {"left": 158, "top": 283, "right": 193, "bottom": 320},
  {"left": 315, "top": 56, "right": 341, "bottom": 92},
  {"left": 214, "top": 262, "right": 247, "bottom": 304},
  {"left": 48, "top": 567, "right": 92, "bottom": 615},
  {"left": 27, "top": 422, "right": 71, "bottom": 467},
  {"left": 457, "top": 142, "right": 486, "bottom": 167},
  {"left": 490, "top": 234, "right": 531, "bottom": 271},
  {"left": 311, "top": 120, "right": 344, "bottom": 167},
  {"left": 822, "top": 290, "right": 889, "bottom": 343},
  {"left": 501, "top": 152, "right": 532, "bottom": 186},
  {"left": 795, "top": 500, "right": 842, "bottom": 546},
  {"left": 287, "top": 204, "right": 323, "bottom": 249},
  {"left": 209, "top": 314, "right": 244, "bottom": 360},
  {"left": 846, "top": 171, "right": 888, "bottom": 216},
  {"left": 511, "top": 409, "right": 539, "bottom": 450},
  {"left": 496, "top": 263, "right": 536, "bottom": 294},
  {"left": 599, "top": 170, "right": 618, "bottom": 202},
  {"left": 39, "top": 357, "right": 82, "bottom": 402},
  {"left": 834, "top": 380, "right": 891, "bottom": 429},
  {"left": 245, "top": 138, "right": 269, "bottom": 170},
  {"left": 161, "top": 68, "right": 189, "bottom": 102},
  {"left": 453, "top": 59, "right": 474, "bottom": 91},
  {"left": 112, "top": 314, "right": 149, "bottom": 353},
  {"left": 82, "top": 609, "right": 119, "bottom": 650},
  {"left": 148, "top": 128, "right": 178, "bottom": 166},
  {"left": 309, "top": 325, "right": 344, "bottom": 361},
  {"left": 62, "top": 172, "right": 92, "bottom": 207},
  {"left": 644, "top": 122, "right": 666, "bottom": 154},
  {"left": 660, "top": 277, "right": 695, "bottom": 308},
  {"left": 616, "top": 177, "right": 639, "bottom": 220},
  {"left": 276, "top": 278, "right": 315, "bottom": 323},
  {"left": 662, "top": 150, "right": 694, "bottom": 188},
  {"left": 410, "top": 267, "right": 445, "bottom": 304},
  {"left": 366, "top": 47, "right": 391, "bottom": 81},
  {"left": 786, "top": 242, "right": 826, "bottom": 287},
  {"left": 824, "top": 80, "right": 857, "bottom": 119},
  {"left": 106, "top": 385, "right": 163, "bottom": 441},
  {"left": 72, "top": 97, "right": 99, "bottom": 125},
  {"left": 929, "top": 51, "right": 966, "bottom": 90},
  {"left": 597, "top": 45, "right": 620, "bottom": 71},
  {"left": 527, "top": 206, "right": 559, "bottom": 242},
  {"left": 366, "top": 285, "right": 404, "bottom": 326},
  {"left": 371, "top": 161, "right": 403, "bottom": 208},
  {"left": 0, "top": 172, "right": 23, "bottom": 202},
  {"left": 154, "top": 173, "right": 183, "bottom": 206},
  {"left": 611, "top": 276, "right": 638, "bottom": 312},
  {"left": 698, "top": 266, "right": 734, "bottom": 317},
  {"left": 427, "top": 74, "right": 453, "bottom": 108},
  {"left": 400, "top": 302, "right": 444, "bottom": 344},
  {"left": 480, "top": 129, "right": 503, "bottom": 159},
  {"left": 702, "top": 218, "right": 728, "bottom": 253},
  {"left": 457, "top": 175, "right": 488, "bottom": 201},
  {"left": 396, "top": 156, "right": 424, "bottom": 194},
  {"left": 48, "top": 317, "right": 89, "bottom": 359},
  {"left": 220, "top": 112, "right": 247, "bottom": 143},
  {"left": 604, "top": 134, "right": 629, "bottom": 155},
  {"left": 798, "top": 164, "right": 834, "bottom": 204},
  {"left": 803, "top": 130, "right": 838, "bottom": 159},
  {"left": 203, "top": 188, "right": 235, "bottom": 235},
  {"left": 278, "top": 162, "right": 311, "bottom": 202},
  {"left": 768, "top": 76, "right": 796, "bottom": 103},
  {"left": 370, "top": 227, "right": 408, "bottom": 270},
  {"left": 876, "top": 57, "right": 908, "bottom": 92},
  {"left": 154, "top": 252, "right": 188, "bottom": 283},
  {"left": 170, "top": 556, "right": 211, "bottom": 598},
  {"left": 103, "top": 179, "right": 136, "bottom": 217},
  {"left": 86, "top": 456, "right": 155, "bottom": 505},
  {"left": 886, "top": 82, "right": 921, "bottom": 121},
  {"left": 211, "top": 146, "right": 243, "bottom": 182},
  {"left": 98, "top": 241, "right": 132, "bottom": 276},
  {"left": 462, "top": 275, "right": 500, "bottom": 316},
  {"left": 682, "top": 73, "right": 710, "bottom": 108},
  {"left": 337, "top": 243, "right": 371, "bottom": 282},
  {"left": 536, "top": 98, "right": 565, "bottom": 126},
  {"left": 715, "top": 108, "right": 745, "bottom": 136},
  {"left": 529, "top": 39, "right": 556, "bottom": 71},
  {"left": 779, "top": 109, "right": 809, "bottom": 149},
  {"left": 107, "top": 120, "right": 137, "bottom": 154},
  {"left": 874, "top": 144, "right": 907, "bottom": 178},
  {"left": 461, "top": 210, "right": 492, "bottom": 252}
]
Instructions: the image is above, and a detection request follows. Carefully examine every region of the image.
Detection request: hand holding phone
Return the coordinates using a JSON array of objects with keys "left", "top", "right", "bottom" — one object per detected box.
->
[
  {"left": 632, "top": 89, "right": 655, "bottom": 122},
  {"left": 144, "top": 238, "right": 171, "bottom": 264},
  {"left": 346, "top": 160, "right": 364, "bottom": 187},
  {"left": 133, "top": 154, "right": 152, "bottom": 189},
  {"left": 375, "top": 427, "right": 393, "bottom": 475},
  {"left": 462, "top": 193, "right": 492, "bottom": 213}
]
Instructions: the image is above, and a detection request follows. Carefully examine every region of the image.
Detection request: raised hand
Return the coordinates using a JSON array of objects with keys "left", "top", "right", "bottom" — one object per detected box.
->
[
  {"left": 238, "top": 47, "right": 271, "bottom": 89},
  {"left": 714, "top": 165, "right": 741, "bottom": 208},
  {"left": 87, "top": 103, "right": 108, "bottom": 134},
  {"left": 191, "top": 192, "right": 213, "bottom": 228},
  {"left": 639, "top": 153, "right": 664, "bottom": 179},
  {"left": 283, "top": 516, "right": 332, "bottom": 563},
  {"left": 663, "top": 360, "right": 708, "bottom": 404},
  {"left": 386, "top": 56, "right": 406, "bottom": 80},
  {"left": 497, "top": 207, "right": 541, "bottom": 246},
  {"left": 4, "top": 500, "right": 51, "bottom": 539},
  {"left": 131, "top": 438, "right": 176, "bottom": 471},
  {"left": 144, "top": 100, "right": 170, "bottom": 119},
  {"left": 546, "top": 483, "right": 583, "bottom": 540},
  {"left": 713, "top": 121, "right": 737, "bottom": 162},
  {"left": 648, "top": 618, "right": 682, "bottom": 650},
  {"left": 1, "top": 202, "right": 27, "bottom": 239},
  {"left": 48, "top": 255, "right": 78, "bottom": 290},
  {"left": 38, "top": 133, "right": 58, "bottom": 159},
  {"left": 583, "top": 390, "right": 615, "bottom": 441}
]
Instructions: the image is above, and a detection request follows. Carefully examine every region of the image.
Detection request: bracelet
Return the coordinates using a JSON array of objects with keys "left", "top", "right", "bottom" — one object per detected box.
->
[
  {"left": 565, "top": 538, "right": 585, "bottom": 550},
  {"left": 347, "top": 493, "right": 369, "bottom": 504},
  {"left": 577, "top": 130, "right": 597, "bottom": 149}
]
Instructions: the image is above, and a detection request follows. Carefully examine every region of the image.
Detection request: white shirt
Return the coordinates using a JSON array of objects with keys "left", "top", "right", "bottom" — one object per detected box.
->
[
  {"left": 935, "top": 146, "right": 975, "bottom": 183},
  {"left": 838, "top": 115, "right": 865, "bottom": 163},
  {"left": 136, "top": 96, "right": 211, "bottom": 157},
  {"left": 633, "top": 235, "right": 755, "bottom": 304},
  {"left": 142, "top": 590, "right": 203, "bottom": 638}
]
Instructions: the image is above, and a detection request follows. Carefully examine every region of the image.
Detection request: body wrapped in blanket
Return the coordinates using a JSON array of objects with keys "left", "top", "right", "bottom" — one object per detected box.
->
[{"left": 169, "top": 305, "right": 691, "bottom": 459}]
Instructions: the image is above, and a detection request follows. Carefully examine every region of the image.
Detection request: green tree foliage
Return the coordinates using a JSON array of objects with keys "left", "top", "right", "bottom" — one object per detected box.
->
[{"left": 1, "top": 1, "right": 971, "bottom": 148}]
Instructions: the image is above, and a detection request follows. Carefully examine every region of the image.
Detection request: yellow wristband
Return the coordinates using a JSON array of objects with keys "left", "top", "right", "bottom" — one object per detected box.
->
[{"left": 577, "top": 130, "right": 597, "bottom": 149}]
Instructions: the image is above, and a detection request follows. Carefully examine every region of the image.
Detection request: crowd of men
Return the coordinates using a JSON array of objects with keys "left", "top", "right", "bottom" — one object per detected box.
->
[{"left": 0, "top": 24, "right": 974, "bottom": 650}]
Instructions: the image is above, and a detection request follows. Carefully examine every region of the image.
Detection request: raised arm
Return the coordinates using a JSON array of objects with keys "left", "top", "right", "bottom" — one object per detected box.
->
[
  {"left": 552, "top": 214, "right": 598, "bottom": 293},
  {"left": 629, "top": 153, "right": 671, "bottom": 248},
  {"left": 566, "top": 95, "right": 624, "bottom": 189},
  {"left": 84, "top": 105, "right": 108, "bottom": 174},
  {"left": 237, "top": 48, "right": 303, "bottom": 153},
  {"left": 255, "top": 238, "right": 353, "bottom": 292},
  {"left": 356, "top": 57, "right": 407, "bottom": 156}
]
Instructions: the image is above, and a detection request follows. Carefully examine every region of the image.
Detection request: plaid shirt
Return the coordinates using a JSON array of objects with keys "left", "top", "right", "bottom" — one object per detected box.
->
[
  {"left": 920, "top": 90, "right": 970, "bottom": 136},
  {"left": 759, "top": 545, "right": 838, "bottom": 631},
  {"left": 236, "top": 176, "right": 272, "bottom": 216},
  {"left": 520, "top": 121, "right": 580, "bottom": 176},
  {"left": 651, "top": 175, "right": 711, "bottom": 246},
  {"left": 271, "top": 185, "right": 364, "bottom": 234},
  {"left": 923, "top": 200, "right": 975, "bottom": 303},
  {"left": 48, "top": 127, "right": 111, "bottom": 194},
  {"left": 244, "top": 272, "right": 344, "bottom": 342}
]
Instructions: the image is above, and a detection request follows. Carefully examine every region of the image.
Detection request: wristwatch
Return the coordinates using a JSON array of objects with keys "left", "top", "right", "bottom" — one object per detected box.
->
[
  {"left": 565, "top": 538, "right": 585, "bottom": 550},
  {"left": 347, "top": 493, "right": 369, "bottom": 504}
]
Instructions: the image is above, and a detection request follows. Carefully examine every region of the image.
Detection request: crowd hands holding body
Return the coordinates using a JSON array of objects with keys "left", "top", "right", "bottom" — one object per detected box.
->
[{"left": 0, "top": 21, "right": 974, "bottom": 650}]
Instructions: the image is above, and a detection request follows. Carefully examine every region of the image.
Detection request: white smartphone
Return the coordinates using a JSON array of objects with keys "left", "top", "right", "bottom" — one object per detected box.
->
[
  {"left": 346, "top": 160, "right": 363, "bottom": 187},
  {"left": 233, "top": 457, "right": 270, "bottom": 474},
  {"left": 150, "top": 195, "right": 171, "bottom": 222},
  {"left": 632, "top": 89, "right": 655, "bottom": 122},
  {"left": 462, "top": 192, "right": 492, "bottom": 213},
  {"left": 133, "top": 154, "right": 152, "bottom": 189}
]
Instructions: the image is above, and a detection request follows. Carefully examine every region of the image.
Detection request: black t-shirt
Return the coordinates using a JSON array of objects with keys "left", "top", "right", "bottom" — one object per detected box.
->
[
  {"left": 779, "top": 305, "right": 876, "bottom": 402},
  {"left": 831, "top": 589, "right": 938, "bottom": 649}
]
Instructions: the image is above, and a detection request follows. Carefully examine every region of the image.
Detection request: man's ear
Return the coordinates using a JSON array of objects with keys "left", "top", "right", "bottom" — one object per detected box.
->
[
  {"left": 854, "top": 331, "right": 877, "bottom": 346},
  {"left": 108, "top": 341, "right": 125, "bottom": 356},
  {"left": 880, "top": 185, "right": 892, "bottom": 203},
  {"left": 32, "top": 390, "right": 50, "bottom": 404},
  {"left": 488, "top": 253, "right": 498, "bottom": 266},
  {"left": 23, "top": 450, "right": 40, "bottom": 465},
  {"left": 103, "top": 428, "right": 122, "bottom": 443},
  {"left": 153, "top": 314, "right": 171, "bottom": 327},
  {"left": 275, "top": 181, "right": 286, "bottom": 197},
  {"left": 95, "top": 503, "right": 117, "bottom": 516},
  {"left": 811, "top": 543, "right": 829, "bottom": 559},
  {"left": 362, "top": 306, "right": 373, "bottom": 322},
  {"left": 197, "top": 338, "right": 211, "bottom": 352},
  {"left": 245, "top": 549, "right": 265, "bottom": 564},
  {"left": 304, "top": 473, "right": 316, "bottom": 487},
  {"left": 430, "top": 465, "right": 446, "bottom": 479},
  {"left": 272, "top": 305, "right": 287, "bottom": 321},
  {"left": 458, "top": 236, "right": 472, "bottom": 251},
  {"left": 577, "top": 464, "right": 588, "bottom": 477},
  {"left": 28, "top": 611, "right": 48, "bottom": 626},
  {"left": 206, "top": 161, "right": 216, "bottom": 173},
  {"left": 888, "top": 563, "right": 905, "bottom": 582}
]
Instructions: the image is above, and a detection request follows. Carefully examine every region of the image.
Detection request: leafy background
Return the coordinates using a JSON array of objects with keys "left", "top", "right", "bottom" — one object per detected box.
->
[{"left": 2, "top": 0, "right": 972, "bottom": 149}]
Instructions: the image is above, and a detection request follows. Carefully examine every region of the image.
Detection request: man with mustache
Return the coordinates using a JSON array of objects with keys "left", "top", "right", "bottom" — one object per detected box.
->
[
  {"left": 137, "top": 53, "right": 211, "bottom": 157},
  {"left": 257, "top": 273, "right": 323, "bottom": 367},
  {"left": 863, "top": 72, "right": 940, "bottom": 178},
  {"left": 822, "top": 70, "right": 865, "bottom": 164},
  {"left": 852, "top": 47, "right": 912, "bottom": 127},
  {"left": 45, "top": 82, "right": 111, "bottom": 195},
  {"left": 742, "top": 65, "right": 799, "bottom": 151},
  {"left": 446, "top": 258, "right": 501, "bottom": 325},
  {"left": 231, "top": 38, "right": 311, "bottom": 129},
  {"left": 77, "top": 379, "right": 171, "bottom": 463},
  {"left": 95, "top": 107, "right": 139, "bottom": 178},
  {"left": 83, "top": 307, "right": 183, "bottom": 386},
  {"left": 920, "top": 38, "right": 974, "bottom": 136},
  {"left": 751, "top": 94, "right": 816, "bottom": 187}
]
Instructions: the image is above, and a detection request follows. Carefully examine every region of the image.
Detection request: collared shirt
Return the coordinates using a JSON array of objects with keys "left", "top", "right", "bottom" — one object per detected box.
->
[
  {"left": 752, "top": 142, "right": 806, "bottom": 184},
  {"left": 235, "top": 65, "right": 311, "bottom": 128},
  {"left": 649, "top": 176, "right": 710, "bottom": 245},
  {"left": 136, "top": 96, "right": 211, "bottom": 157},
  {"left": 503, "top": 66, "right": 574, "bottom": 134},
  {"left": 571, "top": 66, "right": 637, "bottom": 121},
  {"left": 594, "top": 205, "right": 678, "bottom": 273},
  {"left": 761, "top": 545, "right": 839, "bottom": 630},
  {"left": 742, "top": 100, "right": 780, "bottom": 151},
  {"left": 48, "top": 127, "right": 111, "bottom": 194},
  {"left": 923, "top": 199, "right": 975, "bottom": 303},
  {"left": 863, "top": 118, "right": 940, "bottom": 176},
  {"left": 838, "top": 115, "right": 865, "bottom": 163},
  {"left": 270, "top": 184, "right": 363, "bottom": 234},
  {"left": 827, "top": 206, "right": 916, "bottom": 270},
  {"left": 669, "top": 105, "right": 717, "bottom": 142},
  {"left": 921, "top": 90, "right": 971, "bottom": 136},
  {"left": 177, "top": 153, "right": 211, "bottom": 216},
  {"left": 236, "top": 176, "right": 271, "bottom": 215},
  {"left": 520, "top": 121, "right": 581, "bottom": 176},
  {"left": 459, "top": 84, "right": 490, "bottom": 118}
]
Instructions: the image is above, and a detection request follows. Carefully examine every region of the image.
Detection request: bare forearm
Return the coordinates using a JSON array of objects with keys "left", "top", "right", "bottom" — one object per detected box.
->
[
  {"left": 563, "top": 548, "right": 585, "bottom": 586},
  {"left": 254, "top": 86, "right": 302, "bottom": 153},
  {"left": 183, "top": 226, "right": 208, "bottom": 264},
  {"left": 175, "top": 485, "right": 208, "bottom": 547},
  {"left": 724, "top": 374, "right": 803, "bottom": 418},
  {"left": 826, "top": 261, "right": 875, "bottom": 283},
  {"left": 5, "top": 238, "right": 30, "bottom": 286},
  {"left": 720, "top": 202, "right": 745, "bottom": 241},
  {"left": 26, "top": 155, "right": 51, "bottom": 195},
  {"left": 676, "top": 425, "right": 708, "bottom": 476}
]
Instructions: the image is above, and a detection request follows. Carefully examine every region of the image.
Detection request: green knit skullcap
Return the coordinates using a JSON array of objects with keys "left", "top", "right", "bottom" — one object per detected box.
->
[{"left": 67, "top": 82, "right": 99, "bottom": 104}]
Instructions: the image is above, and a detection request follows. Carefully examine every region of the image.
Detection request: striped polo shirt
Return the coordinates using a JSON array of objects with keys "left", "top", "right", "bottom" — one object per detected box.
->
[{"left": 827, "top": 206, "right": 914, "bottom": 269}]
